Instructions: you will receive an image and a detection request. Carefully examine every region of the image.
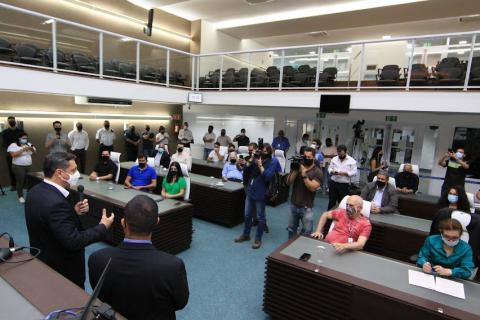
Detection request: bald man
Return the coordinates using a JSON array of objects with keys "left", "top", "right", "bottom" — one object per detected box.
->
[{"left": 311, "top": 195, "right": 372, "bottom": 253}]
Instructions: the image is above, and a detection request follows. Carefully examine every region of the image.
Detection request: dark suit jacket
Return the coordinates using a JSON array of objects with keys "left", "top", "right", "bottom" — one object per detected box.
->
[
  {"left": 361, "top": 181, "right": 399, "bottom": 213},
  {"left": 156, "top": 150, "right": 171, "bottom": 168},
  {"left": 25, "top": 181, "right": 107, "bottom": 288},
  {"left": 88, "top": 242, "right": 189, "bottom": 320}
]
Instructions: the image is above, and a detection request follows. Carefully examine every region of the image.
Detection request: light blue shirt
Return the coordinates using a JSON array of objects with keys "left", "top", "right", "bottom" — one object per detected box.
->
[
  {"left": 372, "top": 187, "right": 384, "bottom": 207},
  {"left": 222, "top": 163, "right": 243, "bottom": 181}
]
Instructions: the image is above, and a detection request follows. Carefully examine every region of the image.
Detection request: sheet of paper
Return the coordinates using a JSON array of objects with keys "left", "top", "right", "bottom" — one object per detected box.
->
[
  {"left": 408, "top": 270, "right": 435, "bottom": 290},
  {"left": 435, "top": 277, "right": 466, "bottom": 299}
]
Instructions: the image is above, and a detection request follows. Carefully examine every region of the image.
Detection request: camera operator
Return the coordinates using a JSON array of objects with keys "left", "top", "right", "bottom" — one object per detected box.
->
[
  {"left": 235, "top": 143, "right": 280, "bottom": 249},
  {"left": 287, "top": 147, "right": 323, "bottom": 239}
]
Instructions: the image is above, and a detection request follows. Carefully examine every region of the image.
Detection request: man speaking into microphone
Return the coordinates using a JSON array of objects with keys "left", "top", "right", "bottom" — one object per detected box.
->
[{"left": 25, "top": 152, "right": 114, "bottom": 288}]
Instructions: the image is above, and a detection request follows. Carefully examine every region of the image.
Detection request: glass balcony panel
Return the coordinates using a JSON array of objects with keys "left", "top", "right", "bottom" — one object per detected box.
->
[
  {"left": 199, "top": 55, "right": 220, "bottom": 89},
  {"left": 321, "top": 45, "right": 356, "bottom": 88},
  {"left": 0, "top": 7, "right": 52, "bottom": 67},
  {"left": 468, "top": 34, "right": 480, "bottom": 86},
  {"left": 139, "top": 44, "right": 167, "bottom": 84},
  {"left": 250, "top": 50, "right": 281, "bottom": 89},
  {"left": 170, "top": 51, "right": 191, "bottom": 87},
  {"left": 283, "top": 47, "right": 318, "bottom": 88},
  {"left": 103, "top": 34, "right": 137, "bottom": 80},
  {"left": 222, "top": 53, "right": 250, "bottom": 89}
]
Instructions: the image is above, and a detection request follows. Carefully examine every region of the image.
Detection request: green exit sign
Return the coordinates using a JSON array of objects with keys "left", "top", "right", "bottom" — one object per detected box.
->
[
  {"left": 317, "top": 112, "right": 326, "bottom": 119},
  {"left": 385, "top": 115, "right": 398, "bottom": 122}
]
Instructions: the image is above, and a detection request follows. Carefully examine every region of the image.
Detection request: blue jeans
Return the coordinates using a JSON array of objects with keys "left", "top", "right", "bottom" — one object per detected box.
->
[
  {"left": 203, "top": 148, "right": 213, "bottom": 160},
  {"left": 287, "top": 205, "right": 314, "bottom": 239},
  {"left": 243, "top": 195, "right": 266, "bottom": 241}
]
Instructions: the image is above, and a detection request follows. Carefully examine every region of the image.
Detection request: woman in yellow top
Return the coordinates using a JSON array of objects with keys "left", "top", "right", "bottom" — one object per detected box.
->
[{"left": 161, "top": 161, "right": 186, "bottom": 200}]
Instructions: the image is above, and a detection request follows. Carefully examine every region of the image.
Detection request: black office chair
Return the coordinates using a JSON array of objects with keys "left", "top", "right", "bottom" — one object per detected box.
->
[
  {"left": 222, "top": 69, "right": 236, "bottom": 88},
  {"left": 433, "top": 57, "right": 464, "bottom": 85},
  {"left": 266, "top": 66, "right": 280, "bottom": 87},
  {"left": 236, "top": 68, "right": 248, "bottom": 87},
  {"left": 72, "top": 53, "right": 97, "bottom": 73},
  {"left": 44, "top": 48, "right": 71, "bottom": 69},
  {"left": 140, "top": 66, "right": 157, "bottom": 81},
  {"left": 0, "top": 37, "right": 15, "bottom": 61},
  {"left": 317, "top": 67, "right": 337, "bottom": 87},
  {"left": 250, "top": 68, "right": 267, "bottom": 87},
  {"left": 103, "top": 60, "right": 120, "bottom": 77},
  {"left": 405, "top": 63, "right": 429, "bottom": 86},
  {"left": 14, "top": 43, "right": 43, "bottom": 65},
  {"left": 118, "top": 62, "right": 136, "bottom": 79},
  {"left": 376, "top": 64, "right": 401, "bottom": 86},
  {"left": 282, "top": 65, "right": 295, "bottom": 86},
  {"left": 289, "top": 72, "right": 307, "bottom": 87}
]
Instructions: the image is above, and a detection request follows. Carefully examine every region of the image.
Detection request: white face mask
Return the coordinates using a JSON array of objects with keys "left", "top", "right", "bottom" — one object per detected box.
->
[
  {"left": 441, "top": 235, "right": 459, "bottom": 247},
  {"left": 62, "top": 170, "right": 80, "bottom": 186}
]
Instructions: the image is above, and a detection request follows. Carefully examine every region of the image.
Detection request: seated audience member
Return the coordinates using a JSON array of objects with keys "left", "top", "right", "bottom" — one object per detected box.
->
[
  {"left": 88, "top": 195, "right": 189, "bottom": 320},
  {"left": 222, "top": 152, "right": 243, "bottom": 182},
  {"left": 154, "top": 142, "right": 171, "bottom": 168},
  {"left": 311, "top": 195, "right": 371, "bottom": 253},
  {"left": 161, "top": 162, "right": 187, "bottom": 200},
  {"left": 207, "top": 142, "right": 225, "bottom": 162},
  {"left": 360, "top": 170, "right": 398, "bottom": 214},
  {"left": 124, "top": 155, "right": 157, "bottom": 191},
  {"left": 225, "top": 143, "right": 237, "bottom": 162},
  {"left": 395, "top": 163, "right": 419, "bottom": 194},
  {"left": 437, "top": 185, "right": 471, "bottom": 213},
  {"left": 89, "top": 149, "right": 118, "bottom": 181},
  {"left": 417, "top": 218, "right": 474, "bottom": 280},
  {"left": 171, "top": 143, "right": 192, "bottom": 171}
]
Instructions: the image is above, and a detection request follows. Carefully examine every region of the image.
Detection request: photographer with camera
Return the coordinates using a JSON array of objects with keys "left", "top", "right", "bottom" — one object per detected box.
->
[
  {"left": 287, "top": 147, "right": 323, "bottom": 239},
  {"left": 438, "top": 147, "right": 470, "bottom": 195},
  {"left": 235, "top": 143, "right": 280, "bottom": 249}
]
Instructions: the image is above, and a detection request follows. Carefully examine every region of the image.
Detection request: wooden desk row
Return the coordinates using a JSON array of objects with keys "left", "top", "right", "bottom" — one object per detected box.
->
[
  {"left": 264, "top": 236, "right": 480, "bottom": 320},
  {"left": 27, "top": 172, "right": 193, "bottom": 255}
]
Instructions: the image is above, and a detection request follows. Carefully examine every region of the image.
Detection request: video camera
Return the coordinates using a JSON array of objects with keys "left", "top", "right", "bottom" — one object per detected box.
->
[{"left": 289, "top": 155, "right": 305, "bottom": 170}]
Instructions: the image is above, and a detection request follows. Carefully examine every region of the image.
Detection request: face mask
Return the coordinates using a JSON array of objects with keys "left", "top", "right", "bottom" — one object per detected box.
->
[
  {"left": 221, "top": 133, "right": 225, "bottom": 136},
  {"left": 208, "top": 129, "right": 212, "bottom": 133},
  {"left": 171, "top": 170, "right": 177, "bottom": 175},
  {"left": 376, "top": 180, "right": 386, "bottom": 188},
  {"left": 145, "top": 126, "right": 150, "bottom": 131},
  {"left": 77, "top": 125, "right": 82, "bottom": 131},
  {"left": 241, "top": 133, "right": 245, "bottom": 136},
  {"left": 62, "top": 170, "right": 80, "bottom": 186},
  {"left": 138, "top": 162, "right": 146, "bottom": 169},
  {"left": 346, "top": 205, "right": 356, "bottom": 218},
  {"left": 326, "top": 142, "right": 332, "bottom": 147},
  {"left": 54, "top": 127, "right": 61, "bottom": 132},
  {"left": 442, "top": 235, "right": 459, "bottom": 247},
  {"left": 130, "top": 127, "right": 135, "bottom": 132},
  {"left": 20, "top": 138, "right": 28, "bottom": 144},
  {"left": 338, "top": 154, "right": 346, "bottom": 160},
  {"left": 230, "top": 159, "right": 236, "bottom": 164},
  {"left": 304, "top": 158, "right": 313, "bottom": 166},
  {"left": 101, "top": 156, "right": 109, "bottom": 161},
  {"left": 184, "top": 126, "right": 188, "bottom": 130},
  {"left": 178, "top": 147, "right": 183, "bottom": 153},
  {"left": 456, "top": 152, "right": 464, "bottom": 160},
  {"left": 8, "top": 120, "right": 16, "bottom": 127},
  {"left": 105, "top": 125, "right": 110, "bottom": 129},
  {"left": 448, "top": 194, "right": 458, "bottom": 204},
  {"left": 158, "top": 147, "right": 164, "bottom": 153},
  {"left": 310, "top": 144, "right": 317, "bottom": 149}
]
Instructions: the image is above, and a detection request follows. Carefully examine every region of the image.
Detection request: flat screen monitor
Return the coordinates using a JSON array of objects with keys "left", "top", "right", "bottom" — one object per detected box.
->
[{"left": 320, "top": 95, "right": 350, "bottom": 113}]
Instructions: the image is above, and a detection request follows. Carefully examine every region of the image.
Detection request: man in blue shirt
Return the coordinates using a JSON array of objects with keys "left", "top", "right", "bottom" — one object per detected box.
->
[
  {"left": 124, "top": 155, "right": 157, "bottom": 191},
  {"left": 222, "top": 152, "right": 243, "bottom": 182},
  {"left": 312, "top": 139, "right": 324, "bottom": 167},
  {"left": 272, "top": 130, "right": 290, "bottom": 154},
  {"left": 235, "top": 143, "right": 280, "bottom": 249}
]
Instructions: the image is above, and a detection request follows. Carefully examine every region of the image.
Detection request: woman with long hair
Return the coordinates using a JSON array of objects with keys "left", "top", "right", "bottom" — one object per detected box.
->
[
  {"left": 161, "top": 161, "right": 186, "bottom": 200},
  {"left": 367, "top": 146, "right": 385, "bottom": 182}
]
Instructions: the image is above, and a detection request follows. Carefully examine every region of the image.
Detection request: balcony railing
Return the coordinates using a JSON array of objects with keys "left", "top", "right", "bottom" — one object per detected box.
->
[{"left": 1, "top": 2, "right": 480, "bottom": 92}]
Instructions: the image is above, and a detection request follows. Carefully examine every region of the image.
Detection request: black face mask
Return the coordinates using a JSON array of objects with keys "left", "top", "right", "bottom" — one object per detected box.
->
[
  {"left": 230, "top": 159, "right": 236, "bottom": 164},
  {"left": 178, "top": 147, "right": 183, "bottom": 153},
  {"left": 77, "top": 125, "right": 83, "bottom": 131},
  {"left": 138, "top": 162, "right": 146, "bottom": 169},
  {"left": 8, "top": 120, "right": 16, "bottom": 127},
  {"left": 105, "top": 125, "right": 110, "bottom": 130},
  {"left": 304, "top": 158, "right": 313, "bottom": 166},
  {"left": 171, "top": 170, "right": 177, "bottom": 175},
  {"left": 208, "top": 129, "right": 212, "bottom": 133},
  {"left": 338, "top": 154, "right": 346, "bottom": 160},
  {"left": 102, "top": 156, "right": 109, "bottom": 162},
  {"left": 376, "top": 180, "right": 386, "bottom": 188},
  {"left": 326, "top": 142, "right": 332, "bottom": 147},
  {"left": 145, "top": 126, "right": 150, "bottom": 131},
  {"left": 54, "top": 127, "right": 61, "bottom": 132},
  {"left": 130, "top": 127, "right": 135, "bottom": 132}
]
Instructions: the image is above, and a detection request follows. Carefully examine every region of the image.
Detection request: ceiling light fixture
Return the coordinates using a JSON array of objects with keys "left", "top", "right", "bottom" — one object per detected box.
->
[{"left": 0, "top": 109, "right": 171, "bottom": 119}]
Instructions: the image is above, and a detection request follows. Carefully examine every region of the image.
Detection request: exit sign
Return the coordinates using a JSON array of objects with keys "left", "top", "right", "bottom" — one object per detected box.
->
[{"left": 385, "top": 115, "right": 398, "bottom": 122}]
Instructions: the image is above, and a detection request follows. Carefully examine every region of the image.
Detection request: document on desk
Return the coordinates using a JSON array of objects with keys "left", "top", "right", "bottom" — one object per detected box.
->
[{"left": 408, "top": 270, "right": 465, "bottom": 299}]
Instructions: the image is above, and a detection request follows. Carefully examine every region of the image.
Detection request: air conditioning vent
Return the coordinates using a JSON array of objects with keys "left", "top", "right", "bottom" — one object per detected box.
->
[
  {"left": 244, "top": 0, "right": 275, "bottom": 6},
  {"left": 74, "top": 96, "right": 132, "bottom": 107},
  {"left": 458, "top": 14, "right": 480, "bottom": 23},
  {"left": 307, "top": 31, "right": 328, "bottom": 38}
]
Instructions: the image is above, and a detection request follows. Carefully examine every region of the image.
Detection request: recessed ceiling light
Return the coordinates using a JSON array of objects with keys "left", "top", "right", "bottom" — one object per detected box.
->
[{"left": 382, "top": 35, "right": 392, "bottom": 40}]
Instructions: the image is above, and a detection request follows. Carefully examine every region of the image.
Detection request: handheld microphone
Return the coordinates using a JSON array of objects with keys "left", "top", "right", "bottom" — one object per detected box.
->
[{"left": 77, "top": 185, "right": 85, "bottom": 202}]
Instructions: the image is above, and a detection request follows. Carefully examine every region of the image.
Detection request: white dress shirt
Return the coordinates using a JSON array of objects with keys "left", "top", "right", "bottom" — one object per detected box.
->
[
  {"left": 178, "top": 128, "right": 193, "bottom": 144},
  {"left": 155, "top": 132, "right": 170, "bottom": 145},
  {"left": 372, "top": 187, "right": 385, "bottom": 208},
  {"left": 208, "top": 150, "right": 221, "bottom": 162},
  {"left": 7, "top": 143, "right": 35, "bottom": 166},
  {"left": 96, "top": 128, "right": 115, "bottom": 146},
  {"left": 43, "top": 178, "right": 69, "bottom": 198},
  {"left": 68, "top": 129, "right": 89, "bottom": 150},
  {"left": 171, "top": 152, "right": 192, "bottom": 171},
  {"left": 328, "top": 155, "right": 358, "bottom": 184}
]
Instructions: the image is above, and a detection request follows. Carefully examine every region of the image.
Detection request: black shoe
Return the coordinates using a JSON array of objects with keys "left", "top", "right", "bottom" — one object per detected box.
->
[
  {"left": 264, "top": 225, "right": 270, "bottom": 233},
  {"left": 252, "top": 219, "right": 258, "bottom": 226}
]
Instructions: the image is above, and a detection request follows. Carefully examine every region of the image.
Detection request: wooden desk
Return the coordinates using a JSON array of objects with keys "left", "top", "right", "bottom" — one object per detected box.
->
[
  {"left": 191, "top": 158, "right": 224, "bottom": 178},
  {"left": 27, "top": 172, "right": 193, "bottom": 254},
  {"left": 119, "top": 162, "right": 246, "bottom": 227},
  {"left": 366, "top": 213, "right": 430, "bottom": 262},
  {"left": 398, "top": 193, "right": 439, "bottom": 220},
  {"left": 264, "top": 236, "right": 480, "bottom": 320}
]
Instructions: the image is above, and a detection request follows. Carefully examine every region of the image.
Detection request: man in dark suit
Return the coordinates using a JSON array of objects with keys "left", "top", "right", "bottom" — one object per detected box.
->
[
  {"left": 361, "top": 170, "right": 399, "bottom": 214},
  {"left": 88, "top": 195, "right": 189, "bottom": 320},
  {"left": 25, "top": 152, "right": 114, "bottom": 288}
]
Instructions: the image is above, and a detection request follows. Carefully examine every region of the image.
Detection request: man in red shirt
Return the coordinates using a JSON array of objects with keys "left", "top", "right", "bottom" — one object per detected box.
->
[{"left": 311, "top": 195, "right": 371, "bottom": 253}]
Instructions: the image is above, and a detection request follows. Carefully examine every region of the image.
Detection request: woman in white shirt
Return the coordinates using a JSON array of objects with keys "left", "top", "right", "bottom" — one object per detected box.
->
[{"left": 7, "top": 132, "right": 36, "bottom": 203}]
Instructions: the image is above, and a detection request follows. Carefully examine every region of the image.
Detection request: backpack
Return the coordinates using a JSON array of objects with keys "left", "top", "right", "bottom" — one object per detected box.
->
[{"left": 266, "top": 171, "right": 287, "bottom": 202}]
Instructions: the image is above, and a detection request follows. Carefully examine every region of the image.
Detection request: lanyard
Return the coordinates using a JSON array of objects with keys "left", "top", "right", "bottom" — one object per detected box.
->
[{"left": 347, "top": 219, "right": 357, "bottom": 238}]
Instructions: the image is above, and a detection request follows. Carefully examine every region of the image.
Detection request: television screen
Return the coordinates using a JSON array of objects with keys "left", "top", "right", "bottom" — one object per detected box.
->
[{"left": 320, "top": 95, "right": 350, "bottom": 113}]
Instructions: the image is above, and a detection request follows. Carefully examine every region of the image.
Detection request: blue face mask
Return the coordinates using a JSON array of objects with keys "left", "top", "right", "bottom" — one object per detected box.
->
[
  {"left": 442, "top": 235, "right": 459, "bottom": 247},
  {"left": 158, "top": 147, "right": 164, "bottom": 153},
  {"left": 447, "top": 194, "right": 458, "bottom": 204}
]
